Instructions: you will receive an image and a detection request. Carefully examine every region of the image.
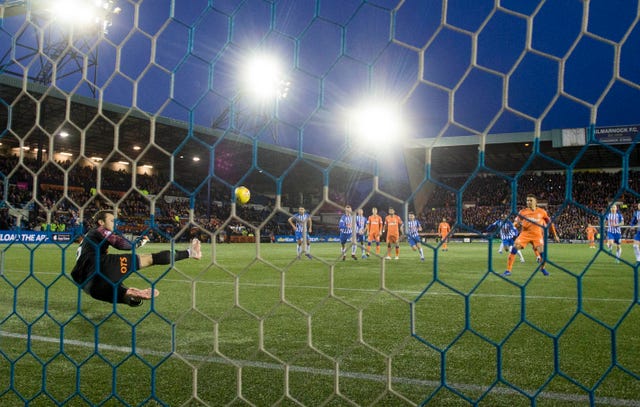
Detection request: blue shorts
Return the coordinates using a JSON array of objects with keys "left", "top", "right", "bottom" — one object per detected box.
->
[
  {"left": 607, "top": 232, "right": 621, "bottom": 244},
  {"left": 340, "top": 232, "right": 352, "bottom": 245},
  {"left": 501, "top": 238, "right": 515, "bottom": 247},
  {"left": 407, "top": 235, "right": 421, "bottom": 247},
  {"left": 635, "top": 230, "right": 640, "bottom": 241},
  {"left": 356, "top": 233, "right": 366, "bottom": 244},
  {"left": 294, "top": 231, "right": 307, "bottom": 242}
]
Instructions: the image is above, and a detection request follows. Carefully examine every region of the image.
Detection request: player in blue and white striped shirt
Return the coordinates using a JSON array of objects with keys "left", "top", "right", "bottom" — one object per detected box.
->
[
  {"left": 288, "top": 206, "right": 313, "bottom": 259},
  {"left": 339, "top": 205, "right": 357, "bottom": 261},
  {"left": 605, "top": 204, "right": 624, "bottom": 261},
  {"left": 630, "top": 203, "right": 640, "bottom": 262},
  {"left": 405, "top": 213, "right": 425, "bottom": 261},
  {"left": 355, "top": 208, "right": 368, "bottom": 259},
  {"left": 486, "top": 214, "right": 525, "bottom": 263}
]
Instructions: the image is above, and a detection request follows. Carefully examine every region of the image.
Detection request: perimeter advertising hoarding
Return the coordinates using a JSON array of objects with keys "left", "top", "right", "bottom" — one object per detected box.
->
[
  {"left": 275, "top": 235, "right": 340, "bottom": 243},
  {"left": 0, "top": 231, "right": 73, "bottom": 244}
]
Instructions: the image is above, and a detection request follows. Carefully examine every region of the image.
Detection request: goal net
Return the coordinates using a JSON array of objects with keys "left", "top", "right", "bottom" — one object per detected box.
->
[{"left": 1, "top": 0, "right": 639, "bottom": 405}]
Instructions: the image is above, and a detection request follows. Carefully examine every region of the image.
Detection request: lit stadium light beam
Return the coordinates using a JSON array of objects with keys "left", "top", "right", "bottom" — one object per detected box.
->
[
  {"left": 348, "top": 101, "right": 406, "bottom": 145},
  {"left": 43, "top": 0, "right": 121, "bottom": 34},
  {"left": 242, "top": 54, "right": 289, "bottom": 101}
]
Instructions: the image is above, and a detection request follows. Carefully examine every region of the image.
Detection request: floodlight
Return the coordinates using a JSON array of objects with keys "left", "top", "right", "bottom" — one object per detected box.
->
[
  {"left": 242, "top": 54, "right": 289, "bottom": 100},
  {"left": 44, "top": 0, "right": 121, "bottom": 34},
  {"left": 349, "top": 101, "right": 406, "bottom": 144}
]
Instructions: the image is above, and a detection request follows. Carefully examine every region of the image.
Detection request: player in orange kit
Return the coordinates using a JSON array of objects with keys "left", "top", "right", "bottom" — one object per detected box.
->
[
  {"left": 438, "top": 218, "right": 451, "bottom": 251},
  {"left": 585, "top": 224, "right": 597, "bottom": 249},
  {"left": 503, "top": 194, "right": 559, "bottom": 277},
  {"left": 366, "top": 207, "right": 383, "bottom": 256},
  {"left": 382, "top": 207, "right": 403, "bottom": 260}
]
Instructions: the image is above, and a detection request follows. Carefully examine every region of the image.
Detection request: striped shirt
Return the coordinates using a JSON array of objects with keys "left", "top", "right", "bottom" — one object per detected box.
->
[
  {"left": 292, "top": 213, "right": 310, "bottom": 233},
  {"left": 355, "top": 215, "right": 367, "bottom": 235},
  {"left": 339, "top": 214, "right": 353, "bottom": 234},
  {"left": 406, "top": 219, "right": 422, "bottom": 239},
  {"left": 487, "top": 219, "right": 518, "bottom": 240},
  {"left": 605, "top": 212, "right": 623, "bottom": 234}
]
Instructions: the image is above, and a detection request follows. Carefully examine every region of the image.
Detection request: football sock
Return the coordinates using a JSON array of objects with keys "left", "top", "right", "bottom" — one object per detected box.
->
[
  {"left": 152, "top": 250, "right": 189, "bottom": 265},
  {"left": 507, "top": 253, "right": 515, "bottom": 271}
]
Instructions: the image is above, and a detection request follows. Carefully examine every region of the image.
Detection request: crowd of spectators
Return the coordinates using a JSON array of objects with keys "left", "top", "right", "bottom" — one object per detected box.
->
[
  {"left": 419, "top": 171, "right": 640, "bottom": 239},
  {"left": 2, "top": 153, "right": 640, "bottom": 241},
  {"left": 0, "top": 154, "right": 288, "bottom": 242}
]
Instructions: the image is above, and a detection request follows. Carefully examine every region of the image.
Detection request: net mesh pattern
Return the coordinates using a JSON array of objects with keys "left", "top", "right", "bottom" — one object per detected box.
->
[{"left": 1, "top": 1, "right": 639, "bottom": 405}]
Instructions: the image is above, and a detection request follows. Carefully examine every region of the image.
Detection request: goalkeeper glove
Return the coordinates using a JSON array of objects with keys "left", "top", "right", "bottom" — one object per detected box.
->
[{"left": 137, "top": 236, "right": 149, "bottom": 248}]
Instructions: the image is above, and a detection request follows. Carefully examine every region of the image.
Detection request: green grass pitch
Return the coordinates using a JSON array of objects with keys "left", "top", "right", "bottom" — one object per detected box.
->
[{"left": 1, "top": 240, "right": 639, "bottom": 406}]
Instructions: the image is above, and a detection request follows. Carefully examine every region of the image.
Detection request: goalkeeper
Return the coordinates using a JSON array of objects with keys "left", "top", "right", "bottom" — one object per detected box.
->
[{"left": 71, "top": 210, "right": 201, "bottom": 306}]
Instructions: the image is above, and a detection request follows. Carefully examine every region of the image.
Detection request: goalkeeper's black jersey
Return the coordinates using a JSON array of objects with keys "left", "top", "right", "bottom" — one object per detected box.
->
[{"left": 71, "top": 226, "right": 133, "bottom": 284}]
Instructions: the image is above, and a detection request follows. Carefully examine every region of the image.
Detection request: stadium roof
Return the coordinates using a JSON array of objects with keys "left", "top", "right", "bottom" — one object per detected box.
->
[
  {"left": 408, "top": 129, "right": 640, "bottom": 176},
  {"left": 0, "top": 74, "right": 372, "bottom": 196},
  {"left": 2, "top": 74, "right": 638, "bottom": 193}
]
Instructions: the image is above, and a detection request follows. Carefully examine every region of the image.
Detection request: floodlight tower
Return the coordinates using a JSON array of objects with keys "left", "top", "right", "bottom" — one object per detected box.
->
[
  {"left": 0, "top": 0, "right": 120, "bottom": 164},
  {"left": 211, "top": 53, "right": 290, "bottom": 142},
  {"left": 0, "top": 0, "right": 121, "bottom": 95},
  {"left": 208, "top": 53, "right": 290, "bottom": 218}
]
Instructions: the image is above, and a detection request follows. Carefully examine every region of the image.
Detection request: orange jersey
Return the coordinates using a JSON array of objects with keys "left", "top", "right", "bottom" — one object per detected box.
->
[
  {"left": 367, "top": 215, "right": 383, "bottom": 236},
  {"left": 516, "top": 207, "right": 554, "bottom": 238},
  {"left": 384, "top": 215, "right": 402, "bottom": 238},
  {"left": 586, "top": 226, "right": 597, "bottom": 240},
  {"left": 438, "top": 222, "right": 450, "bottom": 237}
]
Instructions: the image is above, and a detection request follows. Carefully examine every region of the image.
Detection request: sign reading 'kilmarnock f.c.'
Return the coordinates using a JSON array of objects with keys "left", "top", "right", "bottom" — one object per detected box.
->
[
  {"left": 594, "top": 125, "right": 640, "bottom": 145},
  {"left": 561, "top": 125, "right": 640, "bottom": 147}
]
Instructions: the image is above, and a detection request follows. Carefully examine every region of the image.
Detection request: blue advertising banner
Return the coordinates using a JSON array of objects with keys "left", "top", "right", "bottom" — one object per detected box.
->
[
  {"left": 0, "top": 231, "right": 74, "bottom": 244},
  {"left": 274, "top": 235, "right": 340, "bottom": 243},
  {"left": 594, "top": 125, "right": 640, "bottom": 145}
]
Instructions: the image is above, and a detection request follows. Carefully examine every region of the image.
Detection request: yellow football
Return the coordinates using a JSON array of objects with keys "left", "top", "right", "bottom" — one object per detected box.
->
[{"left": 235, "top": 186, "right": 251, "bottom": 204}]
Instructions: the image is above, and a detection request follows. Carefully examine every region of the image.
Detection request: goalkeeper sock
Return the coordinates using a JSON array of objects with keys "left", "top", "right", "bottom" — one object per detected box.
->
[{"left": 152, "top": 250, "right": 189, "bottom": 265}]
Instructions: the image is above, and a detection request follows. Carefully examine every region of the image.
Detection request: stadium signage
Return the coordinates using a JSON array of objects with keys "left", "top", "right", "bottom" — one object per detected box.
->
[
  {"left": 594, "top": 125, "right": 639, "bottom": 145},
  {"left": 0, "top": 231, "right": 73, "bottom": 244},
  {"left": 275, "top": 235, "right": 341, "bottom": 243}
]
